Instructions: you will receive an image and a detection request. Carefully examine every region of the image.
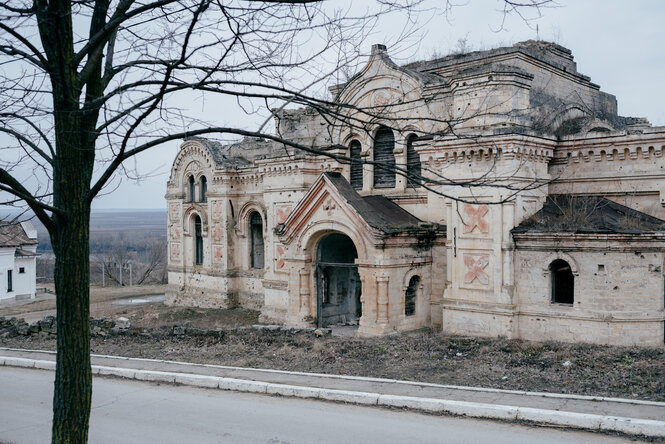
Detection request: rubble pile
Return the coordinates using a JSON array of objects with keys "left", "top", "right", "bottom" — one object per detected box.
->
[{"left": 0, "top": 315, "right": 131, "bottom": 338}]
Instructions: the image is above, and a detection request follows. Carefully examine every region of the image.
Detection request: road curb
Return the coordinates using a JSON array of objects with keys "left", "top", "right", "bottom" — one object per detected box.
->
[
  {"left": 2, "top": 356, "right": 664, "bottom": 438},
  {"left": 3, "top": 347, "right": 664, "bottom": 408}
]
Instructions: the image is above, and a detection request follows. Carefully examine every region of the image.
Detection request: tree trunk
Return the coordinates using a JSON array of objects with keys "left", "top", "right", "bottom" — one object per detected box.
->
[
  {"left": 49, "top": 87, "right": 95, "bottom": 440},
  {"left": 51, "top": 204, "right": 92, "bottom": 443}
]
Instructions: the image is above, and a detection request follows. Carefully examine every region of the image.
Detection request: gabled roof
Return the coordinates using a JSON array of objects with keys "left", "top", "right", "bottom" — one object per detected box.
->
[
  {"left": 513, "top": 195, "right": 665, "bottom": 234},
  {"left": 275, "top": 172, "right": 438, "bottom": 239},
  {"left": 323, "top": 172, "right": 425, "bottom": 234},
  {"left": 0, "top": 222, "right": 38, "bottom": 248}
]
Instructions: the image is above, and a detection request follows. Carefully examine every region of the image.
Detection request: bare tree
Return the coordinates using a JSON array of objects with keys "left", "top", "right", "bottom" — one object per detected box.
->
[
  {"left": 95, "top": 240, "right": 165, "bottom": 285},
  {"left": 0, "top": 0, "right": 553, "bottom": 442}
]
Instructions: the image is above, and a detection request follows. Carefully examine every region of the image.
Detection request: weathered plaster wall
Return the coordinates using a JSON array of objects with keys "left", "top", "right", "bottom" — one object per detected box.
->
[
  {"left": 513, "top": 235, "right": 665, "bottom": 346},
  {"left": 549, "top": 130, "right": 665, "bottom": 220}
]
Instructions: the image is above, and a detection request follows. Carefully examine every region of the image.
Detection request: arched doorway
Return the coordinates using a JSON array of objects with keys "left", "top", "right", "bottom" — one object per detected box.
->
[{"left": 316, "top": 233, "right": 362, "bottom": 328}]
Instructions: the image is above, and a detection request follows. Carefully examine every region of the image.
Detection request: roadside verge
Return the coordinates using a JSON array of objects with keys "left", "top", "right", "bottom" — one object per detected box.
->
[{"left": 1, "top": 351, "right": 664, "bottom": 439}]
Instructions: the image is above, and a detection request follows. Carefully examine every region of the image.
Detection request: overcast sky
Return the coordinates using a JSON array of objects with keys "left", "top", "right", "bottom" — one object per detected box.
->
[{"left": 92, "top": 0, "right": 665, "bottom": 210}]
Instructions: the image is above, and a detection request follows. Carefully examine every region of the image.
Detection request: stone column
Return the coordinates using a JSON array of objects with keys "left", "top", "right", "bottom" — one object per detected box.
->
[
  {"left": 376, "top": 274, "right": 390, "bottom": 324},
  {"left": 502, "top": 202, "right": 515, "bottom": 288},
  {"left": 298, "top": 266, "right": 311, "bottom": 316}
]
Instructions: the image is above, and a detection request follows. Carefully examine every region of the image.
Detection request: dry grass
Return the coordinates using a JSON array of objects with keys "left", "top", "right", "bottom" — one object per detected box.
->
[{"left": 2, "top": 304, "right": 664, "bottom": 402}]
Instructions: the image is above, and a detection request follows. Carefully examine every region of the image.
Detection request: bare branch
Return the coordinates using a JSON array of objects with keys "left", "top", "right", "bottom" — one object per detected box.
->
[{"left": 0, "top": 168, "right": 58, "bottom": 229}]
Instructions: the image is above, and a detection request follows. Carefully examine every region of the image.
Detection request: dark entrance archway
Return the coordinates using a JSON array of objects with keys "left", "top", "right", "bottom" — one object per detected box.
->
[{"left": 316, "top": 233, "right": 362, "bottom": 328}]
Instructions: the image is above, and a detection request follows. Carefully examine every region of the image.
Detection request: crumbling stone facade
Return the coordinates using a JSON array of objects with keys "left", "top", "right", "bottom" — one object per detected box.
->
[{"left": 166, "top": 41, "right": 665, "bottom": 346}]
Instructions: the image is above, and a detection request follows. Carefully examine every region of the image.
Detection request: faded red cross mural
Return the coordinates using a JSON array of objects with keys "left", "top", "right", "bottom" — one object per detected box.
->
[
  {"left": 463, "top": 203, "right": 489, "bottom": 234},
  {"left": 275, "top": 245, "right": 286, "bottom": 269},
  {"left": 211, "top": 224, "right": 223, "bottom": 242},
  {"left": 169, "top": 225, "right": 181, "bottom": 240},
  {"left": 463, "top": 254, "right": 490, "bottom": 285},
  {"left": 169, "top": 203, "right": 179, "bottom": 222},
  {"left": 170, "top": 243, "right": 181, "bottom": 261},
  {"left": 276, "top": 206, "right": 292, "bottom": 224},
  {"left": 213, "top": 246, "right": 223, "bottom": 263},
  {"left": 212, "top": 200, "right": 223, "bottom": 219}
]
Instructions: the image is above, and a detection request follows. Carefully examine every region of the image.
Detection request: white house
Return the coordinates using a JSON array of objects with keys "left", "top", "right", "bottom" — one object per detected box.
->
[{"left": 0, "top": 221, "right": 39, "bottom": 300}]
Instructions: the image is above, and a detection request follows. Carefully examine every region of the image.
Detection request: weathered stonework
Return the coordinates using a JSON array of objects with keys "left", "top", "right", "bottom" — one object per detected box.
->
[{"left": 166, "top": 41, "right": 665, "bottom": 346}]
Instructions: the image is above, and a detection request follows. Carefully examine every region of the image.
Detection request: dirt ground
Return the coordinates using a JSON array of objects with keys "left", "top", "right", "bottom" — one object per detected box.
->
[
  {"left": 0, "top": 284, "right": 166, "bottom": 318},
  {"left": 1, "top": 301, "right": 664, "bottom": 403}
]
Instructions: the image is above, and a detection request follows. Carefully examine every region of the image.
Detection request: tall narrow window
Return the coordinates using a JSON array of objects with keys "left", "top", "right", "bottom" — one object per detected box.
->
[
  {"left": 550, "top": 259, "right": 574, "bottom": 304},
  {"left": 7, "top": 269, "right": 13, "bottom": 292},
  {"left": 188, "top": 176, "right": 195, "bottom": 202},
  {"left": 350, "top": 140, "right": 363, "bottom": 190},
  {"left": 406, "top": 134, "right": 422, "bottom": 188},
  {"left": 405, "top": 275, "right": 419, "bottom": 316},
  {"left": 373, "top": 126, "right": 396, "bottom": 188},
  {"left": 194, "top": 215, "right": 203, "bottom": 265},
  {"left": 249, "top": 211, "right": 264, "bottom": 269},
  {"left": 200, "top": 176, "right": 207, "bottom": 202}
]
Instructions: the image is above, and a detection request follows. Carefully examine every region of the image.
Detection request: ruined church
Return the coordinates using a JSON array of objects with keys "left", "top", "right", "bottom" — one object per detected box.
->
[{"left": 166, "top": 41, "right": 665, "bottom": 346}]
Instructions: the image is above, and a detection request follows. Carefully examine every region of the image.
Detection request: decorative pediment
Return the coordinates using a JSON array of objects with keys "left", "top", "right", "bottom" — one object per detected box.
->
[
  {"left": 331, "top": 45, "right": 446, "bottom": 146},
  {"left": 169, "top": 139, "right": 216, "bottom": 186},
  {"left": 336, "top": 45, "right": 428, "bottom": 110},
  {"left": 275, "top": 172, "right": 424, "bottom": 247},
  {"left": 275, "top": 174, "right": 374, "bottom": 246}
]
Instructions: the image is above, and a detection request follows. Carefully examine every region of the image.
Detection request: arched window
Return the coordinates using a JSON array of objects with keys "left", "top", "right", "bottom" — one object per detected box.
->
[
  {"left": 188, "top": 176, "right": 195, "bottom": 202},
  {"left": 373, "top": 126, "right": 395, "bottom": 188},
  {"left": 249, "top": 211, "right": 264, "bottom": 269},
  {"left": 550, "top": 259, "right": 574, "bottom": 304},
  {"left": 406, "top": 134, "right": 422, "bottom": 188},
  {"left": 405, "top": 275, "right": 419, "bottom": 316},
  {"left": 200, "top": 176, "right": 207, "bottom": 202},
  {"left": 349, "top": 140, "right": 363, "bottom": 190},
  {"left": 194, "top": 215, "right": 203, "bottom": 265}
]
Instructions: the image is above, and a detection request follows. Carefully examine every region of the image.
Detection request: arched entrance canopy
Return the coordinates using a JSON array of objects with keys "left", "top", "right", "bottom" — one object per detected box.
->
[{"left": 273, "top": 172, "right": 439, "bottom": 331}]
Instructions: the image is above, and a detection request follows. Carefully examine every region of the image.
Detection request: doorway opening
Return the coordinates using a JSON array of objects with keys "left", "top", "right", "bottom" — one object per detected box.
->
[{"left": 316, "top": 233, "right": 362, "bottom": 328}]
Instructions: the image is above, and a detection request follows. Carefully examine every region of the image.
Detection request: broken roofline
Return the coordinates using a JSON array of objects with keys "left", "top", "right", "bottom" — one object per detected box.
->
[{"left": 329, "top": 40, "right": 593, "bottom": 98}]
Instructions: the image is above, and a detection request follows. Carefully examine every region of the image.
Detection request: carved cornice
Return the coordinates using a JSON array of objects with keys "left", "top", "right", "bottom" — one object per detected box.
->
[
  {"left": 513, "top": 232, "right": 665, "bottom": 251},
  {"left": 212, "top": 162, "right": 340, "bottom": 185},
  {"left": 552, "top": 134, "right": 665, "bottom": 164},
  {"left": 421, "top": 134, "right": 556, "bottom": 167}
]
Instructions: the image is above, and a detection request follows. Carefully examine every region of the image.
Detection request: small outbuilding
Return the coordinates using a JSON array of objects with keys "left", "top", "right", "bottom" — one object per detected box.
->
[
  {"left": 0, "top": 221, "right": 39, "bottom": 300},
  {"left": 512, "top": 195, "right": 665, "bottom": 346}
]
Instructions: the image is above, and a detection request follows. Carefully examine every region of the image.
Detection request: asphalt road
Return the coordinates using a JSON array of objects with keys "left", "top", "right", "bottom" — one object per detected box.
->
[{"left": 0, "top": 367, "right": 639, "bottom": 444}]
